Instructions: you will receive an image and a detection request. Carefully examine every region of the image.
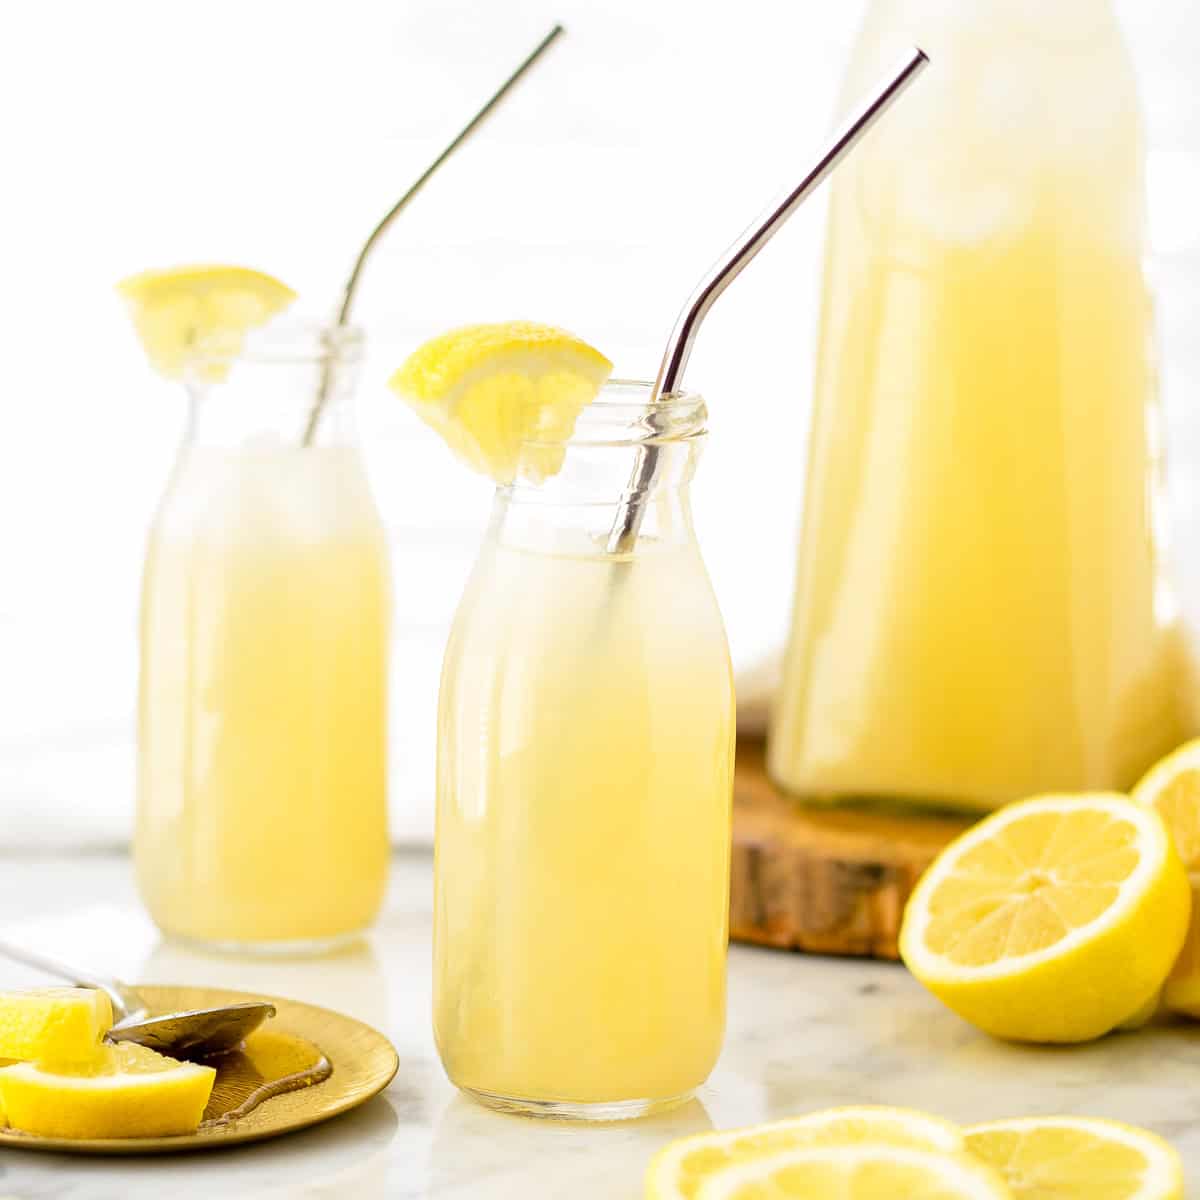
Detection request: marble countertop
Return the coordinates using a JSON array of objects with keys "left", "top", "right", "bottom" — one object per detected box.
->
[{"left": 3, "top": 852, "right": 1199, "bottom": 1199}]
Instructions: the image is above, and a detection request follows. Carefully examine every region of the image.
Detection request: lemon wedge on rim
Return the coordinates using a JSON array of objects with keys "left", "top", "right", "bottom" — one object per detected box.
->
[
  {"left": 966, "top": 1116, "right": 1184, "bottom": 1200},
  {"left": 899, "top": 793, "right": 1189, "bottom": 1042},
  {"left": 118, "top": 264, "right": 296, "bottom": 380},
  {"left": 389, "top": 321, "right": 613, "bottom": 485}
]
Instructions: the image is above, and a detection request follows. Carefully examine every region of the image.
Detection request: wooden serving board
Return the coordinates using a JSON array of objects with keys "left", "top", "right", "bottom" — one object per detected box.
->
[{"left": 731, "top": 739, "right": 975, "bottom": 960}]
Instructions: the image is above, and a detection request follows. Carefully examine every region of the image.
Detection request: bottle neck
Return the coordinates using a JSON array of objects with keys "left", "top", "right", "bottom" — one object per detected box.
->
[
  {"left": 489, "top": 383, "right": 709, "bottom": 555},
  {"left": 178, "top": 322, "right": 364, "bottom": 451},
  {"left": 183, "top": 381, "right": 359, "bottom": 452},
  {"left": 494, "top": 440, "right": 704, "bottom": 557}
]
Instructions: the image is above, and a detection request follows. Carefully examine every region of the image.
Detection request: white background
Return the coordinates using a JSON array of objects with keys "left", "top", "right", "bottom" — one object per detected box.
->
[{"left": 1, "top": 0, "right": 1197, "bottom": 848}]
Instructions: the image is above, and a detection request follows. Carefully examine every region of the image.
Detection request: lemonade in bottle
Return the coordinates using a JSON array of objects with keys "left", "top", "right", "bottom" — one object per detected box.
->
[
  {"left": 769, "top": 0, "right": 1193, "bottom": 810},
  {"left": 392, "top": 330, "right": 734, "bottom": 1118},
  {"left": 125, "top": 272, "right": 391, "bottom": 950}
]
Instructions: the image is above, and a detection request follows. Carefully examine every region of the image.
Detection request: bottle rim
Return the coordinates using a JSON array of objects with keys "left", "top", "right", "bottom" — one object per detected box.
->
[{"left": 525, "top": 378, "right": 708, "bottom": 451}]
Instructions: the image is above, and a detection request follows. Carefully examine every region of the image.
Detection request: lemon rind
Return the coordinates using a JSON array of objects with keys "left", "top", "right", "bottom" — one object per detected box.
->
[{"left": 647, "top": 1105, "right": 966, "bottom": 1196}]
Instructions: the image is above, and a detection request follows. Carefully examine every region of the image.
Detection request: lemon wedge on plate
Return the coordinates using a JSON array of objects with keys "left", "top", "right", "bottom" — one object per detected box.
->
[
  {"left": 118, "top": 264, "right": 296, "bottom": 379},
  {"left": 0, "top": 987, "right": 112, "bottom": 1068},
  {"left": 966, "top": 1116, "right": 1184, "bottom": 1200},
  {"left": 899, "top": 794, "right": 1189, "bottom": 1042},
  {"left": 1133, "top": 737, "right": 1200, "bottom": 1017},
  {"left": 691, "top": 1143, "right": 1011, "bottom": 1200},
  {"left": 646, "top": 1106, "right": 965, "bottom": 1200},
  {"left": 0, "top": 1041, "right": 216, "bottom": 1139},
  {"left": 389, "top": 321, "right": 613, "bottom": 484}
]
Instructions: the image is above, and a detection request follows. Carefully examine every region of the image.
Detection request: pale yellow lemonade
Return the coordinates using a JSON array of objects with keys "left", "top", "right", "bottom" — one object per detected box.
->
[
  {"left": 136, "top": 443, "right": 391, "bottom": 945},
  {"left": 769, "top": 0, "right": 1193, "bottom": 809},
  {"left": 434, "top": 531, "right": 734, "bottom": 1107}
]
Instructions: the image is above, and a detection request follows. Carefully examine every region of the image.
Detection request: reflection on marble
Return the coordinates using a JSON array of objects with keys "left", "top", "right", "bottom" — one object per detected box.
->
[
  {"left": 427, "top": 1095, "right": 714, "bottom": 1200},
  {"left": 3, "top": 852, "right": 1200, "bottom": 1198}
]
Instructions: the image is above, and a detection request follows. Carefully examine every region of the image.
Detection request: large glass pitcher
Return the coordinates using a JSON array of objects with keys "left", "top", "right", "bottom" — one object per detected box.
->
[{"left": 768, "top": 0, "right": 1195, "bottom": 811}]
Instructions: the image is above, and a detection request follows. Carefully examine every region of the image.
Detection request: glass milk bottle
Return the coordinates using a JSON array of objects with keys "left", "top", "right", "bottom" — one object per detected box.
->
[
  {"left": 769, "top": 0, "right": 1193, "bottom": 811},
  {"left": 135, "top": 325, "right": 392, "bottom": 950},
  {"left": 434, "top": 383, "right": 734, "bottom": 1119}
]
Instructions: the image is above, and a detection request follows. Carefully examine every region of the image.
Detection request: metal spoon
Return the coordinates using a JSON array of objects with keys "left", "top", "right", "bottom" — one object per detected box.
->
[{"left": 0, "top": 939, "right": 274, "bottom": 1060}]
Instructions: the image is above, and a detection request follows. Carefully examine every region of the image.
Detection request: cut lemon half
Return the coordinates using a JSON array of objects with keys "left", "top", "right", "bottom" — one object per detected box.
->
[
  {"left": 899, "top": 794, "right": 1189, "bottom": 1042},
  {"left": 388, "top": 321, "right": 613, "bottom": 484},
  {"left": 692, "top": 1143, "right": 1011, "bottom": 1200},
  {"left": 0, "top": 1041, "right": 215, "bottom": 1139},
  {"left": 1133, "top": 738, "right": 1200, "bottom": 1018},
  {"left": 0, "top": 987, "right": 112, "bottom": 1068},
  {"left": 966, "top": 1116, "right": 1184, "bottom": 1200},
  {"left": 646, "top": 1106, "right": 965, "bottom": 1200},
  {"left": 117, "top": 264, "right": 296, "bottom": 380},
  {"left": 1117, "top": 987, "right": 1162, "bottom": 1031}
]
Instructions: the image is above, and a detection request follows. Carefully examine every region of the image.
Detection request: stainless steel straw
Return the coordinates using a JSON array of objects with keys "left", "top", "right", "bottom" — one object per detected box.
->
[
  {"left": 605, "top": 46, "right": 929, "bottom": 555},
  {"left": 302, "top": 23, "right": 566, "bottom": 446}
]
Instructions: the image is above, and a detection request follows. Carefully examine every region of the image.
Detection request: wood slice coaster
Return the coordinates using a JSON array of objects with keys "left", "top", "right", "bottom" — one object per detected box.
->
[{"left": 731, "top": 739, "right": 975, "bottom": 960}]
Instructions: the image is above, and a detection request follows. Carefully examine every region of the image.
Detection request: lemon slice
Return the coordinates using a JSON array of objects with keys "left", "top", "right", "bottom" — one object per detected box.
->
[
  {"left": 966, "top": 1116, "right": 1184, "bottom": 1200},
  {"left": 0, "top": 987, "right": 112, "bottom": 1068},
  {"left": 646, "top": 1106, "right": 965, "bottom": 1200},
  {"left": 692, "top": 1143, "right": 1012, "bottom": 1200},
  {"left": 0, "top": 1041, "right": 216, "bottom": 1139},
  {"left": 899, "top": 794, "right": 1189, "bottom": 1042},
  {"left": 1133, "top": 738, "right": 1200, "bottom": 1018},
  {"left": 118, "top": 264, "right": 296, "bottom": 380},
  {"left": 388, "top": 321, "right": 613, "bottom": 484}
]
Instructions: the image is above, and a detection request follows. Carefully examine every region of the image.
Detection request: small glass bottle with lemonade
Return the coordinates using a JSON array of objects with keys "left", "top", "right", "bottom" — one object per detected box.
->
[
  {"left": 122, "top": 269, "right": 391, "bottom": 952},
  {"left": 391, "top": 324, "right": 736, "bottom": 1119}
]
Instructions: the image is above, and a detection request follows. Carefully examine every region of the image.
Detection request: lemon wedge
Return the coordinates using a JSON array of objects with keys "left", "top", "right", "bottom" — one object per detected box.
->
[
  {"left": 691, "top": 1143, "right": 1012, "bottom": 1200},
  {"left": 388, "top": 321, "right": 613, "bottom": 484},
  {"left": 899, "top": 794, "right": 1189, "bottom": 1042},
  {"left": 117, "top": 264, "right": 296, "bottom": 380},
  {"left": 646, "top": 1106, "right": 965, "bottom": 1200},
  {"left": 966, "top": 1116, "right": 1184, "bottom": 1200},
  {"left": 0, "top": 987, "right": 112, "bottom": 1068},
  {"left": 1133, "top": 738, "right": 1200, "bottom": 1018},
  {"left": 0, "top": 1041, "right": 215, "bottom": 1139}
]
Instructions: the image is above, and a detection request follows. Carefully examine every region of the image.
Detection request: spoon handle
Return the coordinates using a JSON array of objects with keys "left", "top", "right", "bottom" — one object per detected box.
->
[{"left": 0, "top": 938, "right": 146, "bottom": 1023}]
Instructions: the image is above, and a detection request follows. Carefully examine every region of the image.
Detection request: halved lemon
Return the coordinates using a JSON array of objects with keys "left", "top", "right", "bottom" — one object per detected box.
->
[
  {"left": 692, "top": 1143, "right": 1012, "bottom": 1200},
  {"left": 899, "top": 794, "right": 1189, "bottom": 1042},
  {"left": 1117, "top": 987, "right": 1162, "bottom": 1031},
  {"left": 1133, "top": 738, "right": 1200, "bottom": 1017},
  {"left": 0, "top": 1041, "right": 216, "bottom": 1139},
  {"left": 0, "top": 987, "right": 112, "bottom": 1068},
  {"left": 646, "top": 1106, "right": 965, "bottom": 1200},
  {"left": 966, "top": 1116, "right": 1184, "bottom": 1200},
  {"left": 117, "top": 264, "right": 296, "bottom": 379},
  {"left": 388, "top": 321, "right": 613, "bottom": 484}
]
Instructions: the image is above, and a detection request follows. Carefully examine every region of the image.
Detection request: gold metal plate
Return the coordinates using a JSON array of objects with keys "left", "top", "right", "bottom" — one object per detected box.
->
[{"left": 0, "top": 984, "right": 399, "bottom": 1155}]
